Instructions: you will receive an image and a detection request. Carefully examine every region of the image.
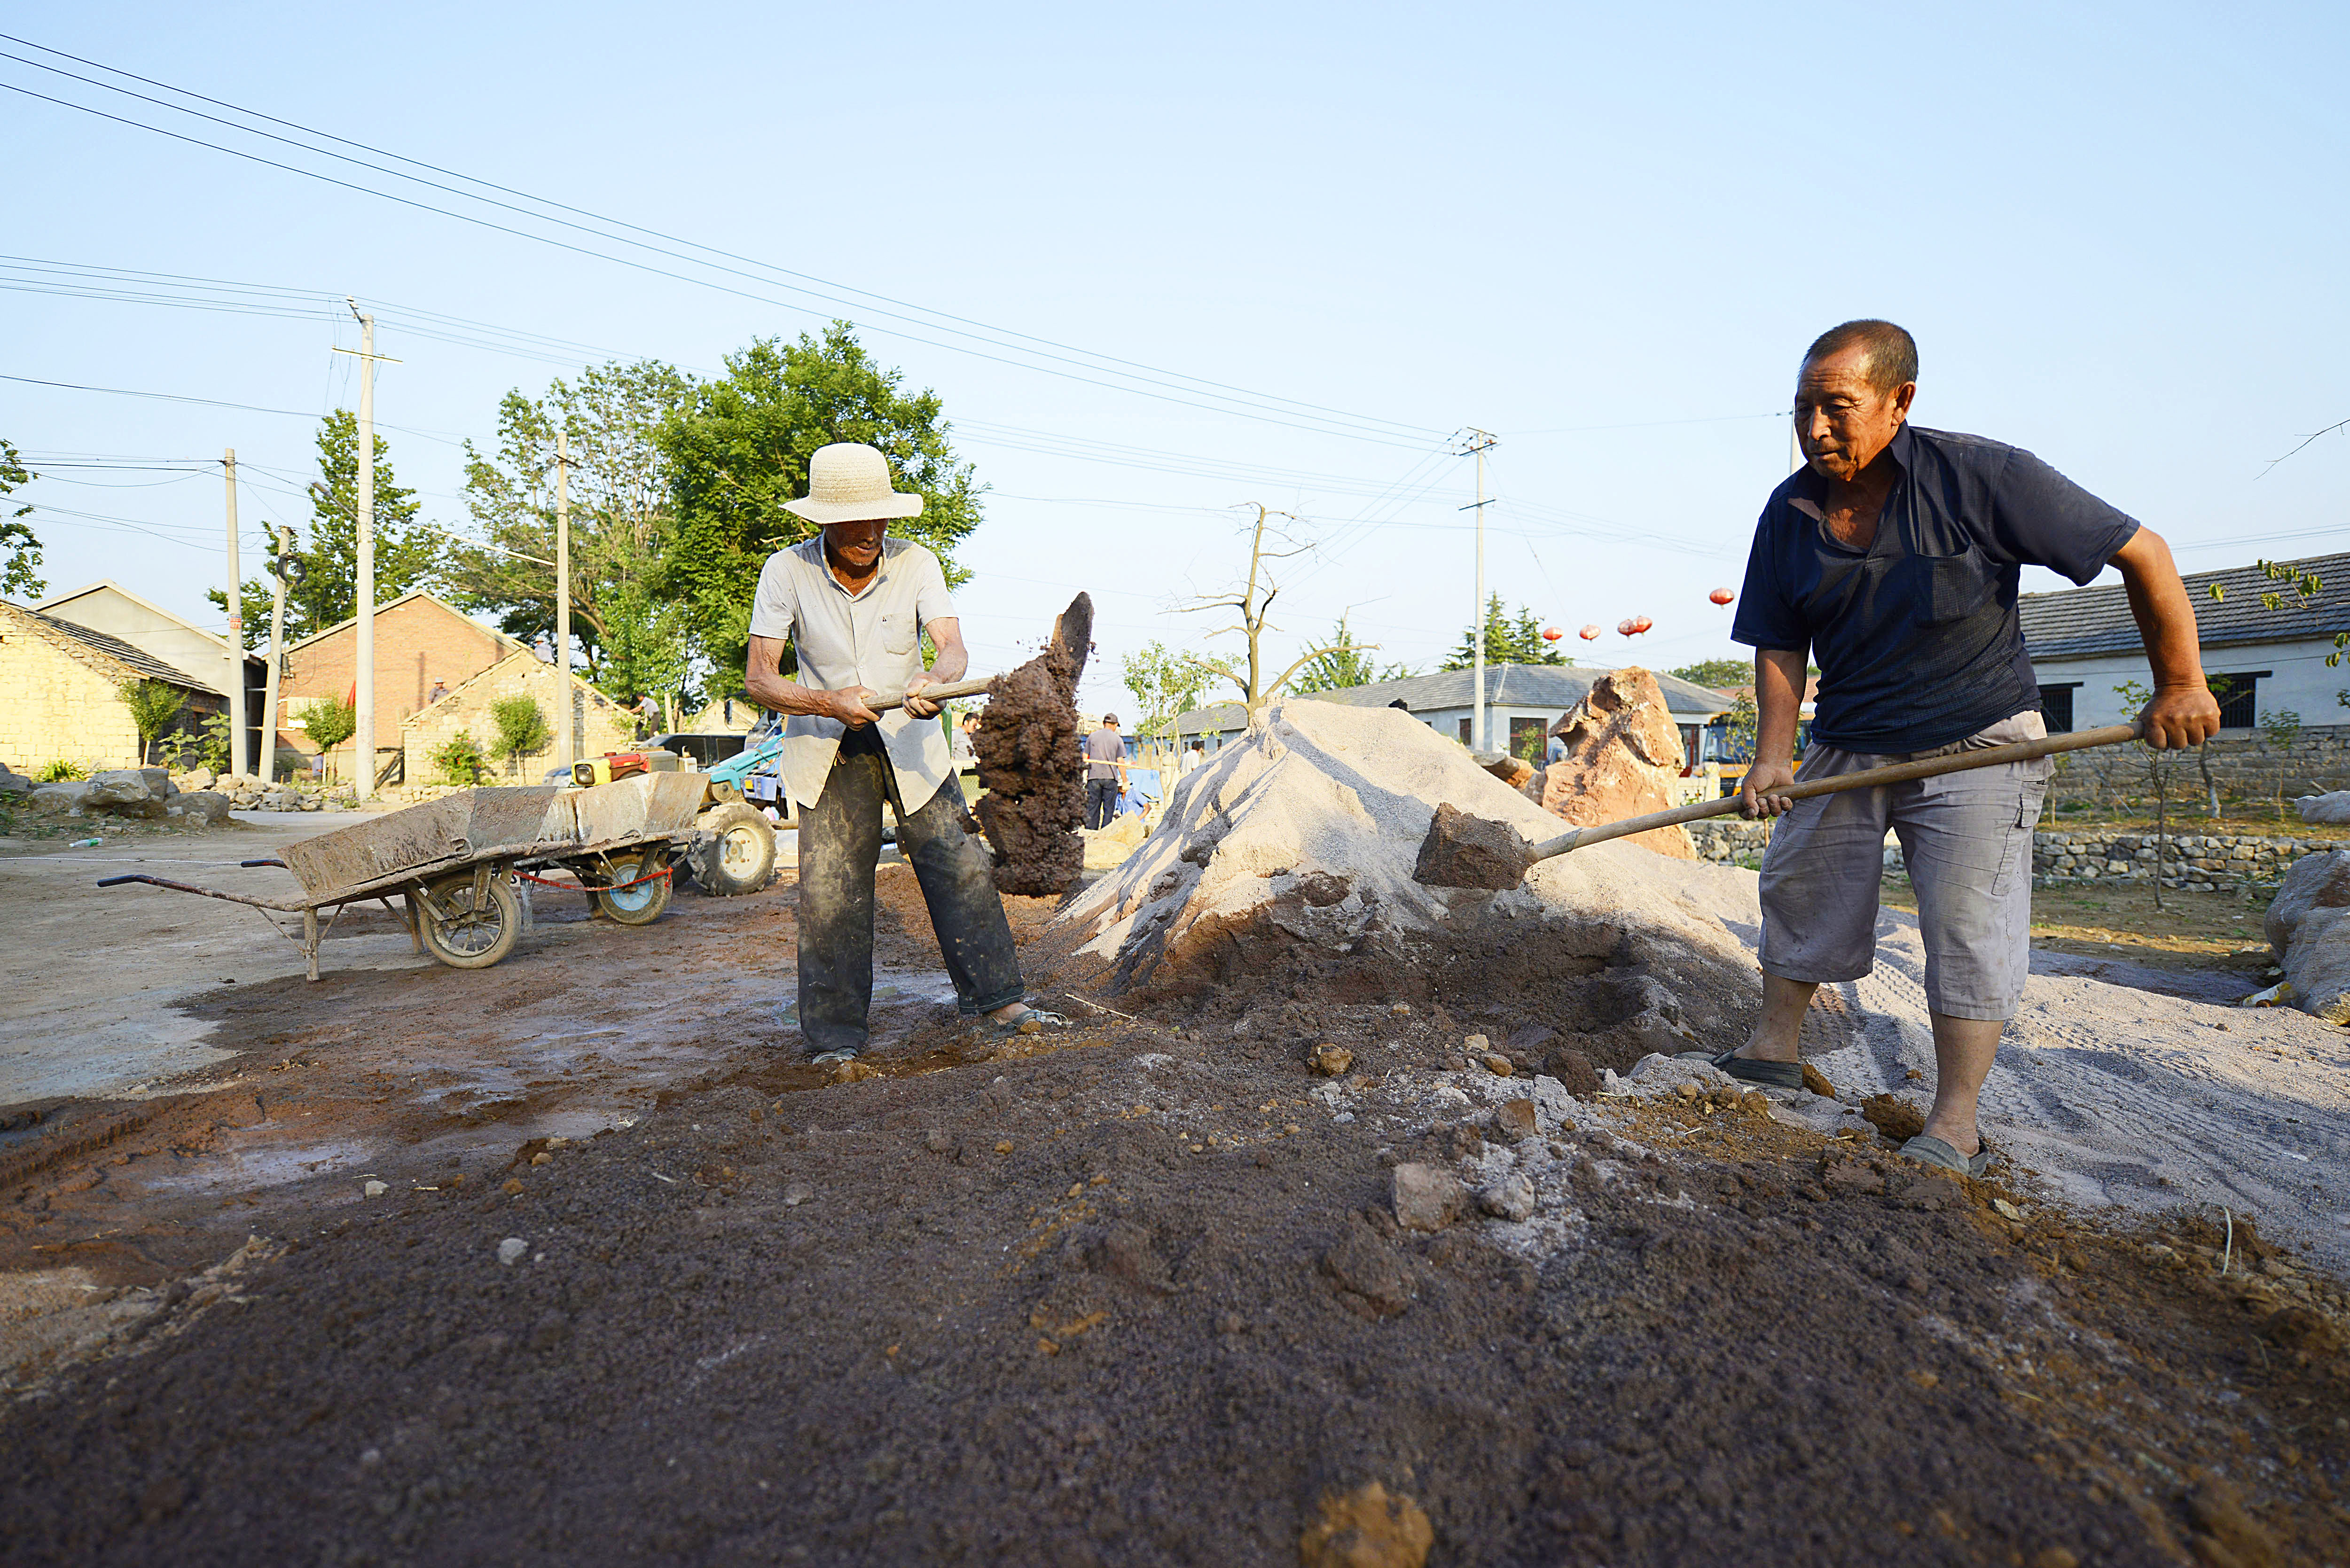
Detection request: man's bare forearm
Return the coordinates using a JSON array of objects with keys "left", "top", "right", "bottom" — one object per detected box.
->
[
  {"left": 2111, "top": 527, "right": 2206, "bottom": 692},
  {"left": 1755, "top": 648, "right": 1808, "bottom": 765}
]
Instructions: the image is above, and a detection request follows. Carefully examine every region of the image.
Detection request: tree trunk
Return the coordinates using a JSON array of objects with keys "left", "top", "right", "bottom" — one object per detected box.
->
[{"left": 2152, "top": 749, "right": 2167, "bottom": 911}]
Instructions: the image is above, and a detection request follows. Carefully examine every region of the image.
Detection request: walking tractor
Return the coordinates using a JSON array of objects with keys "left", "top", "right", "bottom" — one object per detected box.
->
[{"left": 97, "top": 773, "right": 710, "bottom": 980}]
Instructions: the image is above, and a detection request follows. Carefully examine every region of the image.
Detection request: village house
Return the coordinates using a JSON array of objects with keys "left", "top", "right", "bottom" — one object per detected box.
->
[
  {"left": 401, "top": 649, "right": 634, "bottom": 785},
  {"left": 0, "top": 600, "right": 228, "bottom": 773},
  {"left": 279, "top": 591, "right": 521, "bottom": 782},
  {"left": 32, "top": 580, "right": 268, "bottom": 772},
  {"left": 1175, "top": 662, "right": 1735, "bottom": 770}
]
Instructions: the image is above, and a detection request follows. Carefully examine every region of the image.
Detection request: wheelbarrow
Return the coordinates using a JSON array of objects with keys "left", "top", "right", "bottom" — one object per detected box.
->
[{"left": 98, "top": 773, "right": 710, "bottom": 980}]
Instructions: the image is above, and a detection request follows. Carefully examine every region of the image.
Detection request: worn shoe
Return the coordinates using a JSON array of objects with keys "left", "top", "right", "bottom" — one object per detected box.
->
[
  {"left": 1899, "top": 1134, "right": 1995, "bottom": 1179},
  {"left": 808, "top": 1047, "right": 860, "bottom": 1067},
  {"left": 981, "top": 1006, "right": 1072, "bottom": 1039},
  {"left": 1709, "top": 1049, "right": 1805, "bottom": 1092}
]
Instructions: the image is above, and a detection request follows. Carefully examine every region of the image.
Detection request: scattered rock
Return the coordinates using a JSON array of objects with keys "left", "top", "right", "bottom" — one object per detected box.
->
[
  {"left": 1481, "top": 1053, "right": 1513, "bottom": 1078},
  {"left": 165, "top": 790, "right": 233, "bottom": 827},
  {"left": 1309, "top": 1043, "right": 1355, "bottom": 1077},
  {"left": 1412, "top": 802, "right": 1531, "bottom": 892},
  {"left": 2264, "top": 850, "right": 2350, "bottom": 1023},
  {"left": 28, "top": 781, "right": 92, "bottom": 815},
  {"left": 1494, "top": 1099, "right": 1538, "bottom": 1141},
  {"left": 361, "top": 1180, "right": 386, "bottom": 1198},
  {"left": 1479, "top": 1173, "right": 1535, "bottom": 1223},
  {"left": 1543, "top": 1046, "right": 1600, "bottom": 1098},
  {"left": 783, "top": 1183, "right": 815, "bottom": 1207},
  {"left": 1391, "top": 1163, "right": 1468, "bottom": 1233},
  {"left": 84, "top": 769, "right": 170, "bottom": 818},
  {"left": 496, "top": 1237, "right": 528, "bottom": 1266},
  {"left": 1298, "top": 1481, "right": 1433, "bottom": 1568},
  {"left": 1319, "top": 1225, "right": 1415, "bottom": 1318},
  {"left": 1859, "top": 1094, "right": 1927, "bottom": 1144},
  {"left": 1462, "top": 1034, "right": 1490, "bottom": 1053},
  {"left": 1473, "top": 751, "right": 1535, "bottom": 788},
  {"left": 1991, "top": 1198, "right": 2025, "bottom": 1221},
  {"left": 1799, "top": 1061, "right": 1836, "bottom": 1099}
]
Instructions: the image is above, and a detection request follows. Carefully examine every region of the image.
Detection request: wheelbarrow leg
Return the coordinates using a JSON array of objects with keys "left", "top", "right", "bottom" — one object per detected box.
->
[{"left": 302, "top": 907, "right": 321, "bottom": 982}]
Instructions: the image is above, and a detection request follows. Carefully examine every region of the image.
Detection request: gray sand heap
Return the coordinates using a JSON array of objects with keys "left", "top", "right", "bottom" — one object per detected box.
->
[{"left": 1053, "top": 699, "right": 2350, "bottom": 1268}]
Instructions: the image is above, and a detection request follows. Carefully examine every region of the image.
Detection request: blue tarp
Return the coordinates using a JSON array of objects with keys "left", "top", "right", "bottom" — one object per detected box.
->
[{"left": 1117, "top": 767, "right": 1161, "bottom": 815}]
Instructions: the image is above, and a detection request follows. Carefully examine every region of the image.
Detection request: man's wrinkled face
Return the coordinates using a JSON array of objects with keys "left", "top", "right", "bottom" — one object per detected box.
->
[
  {"left": 822, "top": 517, "right": 888, "bottom": 571},
  {"left": 1794, "top": 346, "right": 1915, "bottom": 483}
]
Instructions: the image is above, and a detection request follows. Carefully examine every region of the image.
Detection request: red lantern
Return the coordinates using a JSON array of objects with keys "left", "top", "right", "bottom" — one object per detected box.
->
[
  {"left": 1634, "top": 616, "right": 1653, "bottom": 634},
  {"left": 1620, "top": 616, "right": 1653, "bottom": 637},
  {"left": 1616, "top": 617, "right": 1637, "bottom": 637},
  {"left": 1540, "top": 625, "right": 1563, "bottom": 643},
  {"left": 1578, "top": 624, "right": 1601, "bottom": 641},
  {"left": 1709, "top": 587, "right": 1736, "bottom": 606}
]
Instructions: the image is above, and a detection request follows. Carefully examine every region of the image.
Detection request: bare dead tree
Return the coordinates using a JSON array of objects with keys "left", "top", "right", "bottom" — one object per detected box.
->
[{"left": 1175, "top": 503, "right": 1358, "bottom": 711}]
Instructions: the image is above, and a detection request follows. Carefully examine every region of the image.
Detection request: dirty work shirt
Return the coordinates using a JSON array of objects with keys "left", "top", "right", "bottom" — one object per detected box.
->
[
  {"left": 1084, "top": 728, "right": 1125, "bottom": 781},
  {"left": 748, "top": 534, "right": 957, "bottom": 811},
  {"left": 1730, "top": 424, "right": 2140, "bottom": 754}
]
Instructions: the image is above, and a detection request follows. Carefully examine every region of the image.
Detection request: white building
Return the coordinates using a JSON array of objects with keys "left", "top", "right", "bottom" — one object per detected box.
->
[
  {"left": 33, "top": 579, "right": 267, "bottom": 772},
  {"left": 1174, "top": 663, "right": 1734, "bottom": 768},
  {"left": 2020, "top": 552, "right": 2350, "bottom": 733}
]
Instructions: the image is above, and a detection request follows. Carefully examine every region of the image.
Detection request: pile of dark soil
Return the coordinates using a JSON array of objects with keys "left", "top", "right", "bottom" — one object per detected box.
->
[
  {"left": 973, "top": 594, "right": 1091, "bottom": 897},
  {"left": 3, "top": 866, "right": 2345, "bottom": 1566}
]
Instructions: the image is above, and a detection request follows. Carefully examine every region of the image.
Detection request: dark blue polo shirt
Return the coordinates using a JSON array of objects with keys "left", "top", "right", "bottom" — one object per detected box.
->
[{"left": 1730, "top": 424, "right": 2139, "bottom": 753}]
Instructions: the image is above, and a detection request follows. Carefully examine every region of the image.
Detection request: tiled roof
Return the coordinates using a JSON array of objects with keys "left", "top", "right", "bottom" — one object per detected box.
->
[
  {"left": 1174, "top": 662, "right": 1732, "bottom": 735},
  {"left": 2020, "top": 552, "right": 2350, "bottom": 661},
  {"left": 2, "top": 601, "right": 224, "bottom": 694}
]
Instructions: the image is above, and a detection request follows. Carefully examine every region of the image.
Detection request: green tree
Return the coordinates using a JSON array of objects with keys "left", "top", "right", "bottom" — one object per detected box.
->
[
  {"left": 1669, "top": 658, "right": 1750, "bottom": 691},
  {"left": 1121, "top": 641, "right": 1227, "bottom": 739},
  {"left": 431, "top": 732, "right": 487, "bottom": 786},
  {"left": 116, "top": 679, "right": 188, "bottom": 765},
  {"left": 0, "top": 438, "right": 40, "bottom": 599},
  {"left": 489, "top": 694, "right": 552, "bottom": 776},
  {"left": 443, "top": 361, "right": 693, "bottom": 694},
  {"left": 1441, "top": 596, "right": 1567, "bottom": 671},
  {"left": 658, "top": 324, "right": 984, "bottom": 697},
  {"left": 209, "top": 412, "right": 441, "bottom": 646},
  {"left": 301, "top": 694, "right": 357, "bottom": 772},
  {"left": 1291, "top": 612, "right": 1410, "bottom": 693}
]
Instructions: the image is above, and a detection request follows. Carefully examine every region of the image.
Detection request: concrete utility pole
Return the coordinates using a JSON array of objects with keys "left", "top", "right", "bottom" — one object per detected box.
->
[
  {"left": 332, "top": 301, "right": 399, "bottom": 799},
  {"left": 222, "top": 448, "right": 246, "bottom": 778},
  {"left": 262, "top": 524, "right": 293, "bottom": 785},
  {"left": 554, "top": 428, "right": 572, "bottom": 773},
  {"left": 1458, "top": 429, "right": 1498, "bottom": 752}
]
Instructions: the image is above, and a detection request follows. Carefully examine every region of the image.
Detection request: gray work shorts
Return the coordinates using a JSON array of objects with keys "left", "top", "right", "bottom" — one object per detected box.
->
[{"left": 1757, "top": 712, "right": 2051, "bottom": 1022}]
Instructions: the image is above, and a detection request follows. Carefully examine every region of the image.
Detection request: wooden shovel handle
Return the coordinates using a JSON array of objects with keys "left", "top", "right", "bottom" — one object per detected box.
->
[
  {"left": 862, "top": 673, "right": 998, "bottom": 714},
  {"left": 1533, "top": 721, "right": 2144, "bottom": 861}
]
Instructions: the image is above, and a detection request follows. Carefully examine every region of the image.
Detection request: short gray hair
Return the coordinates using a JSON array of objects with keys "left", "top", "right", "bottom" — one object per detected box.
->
[{"left": 1802, "top": 319, "right": 1917, "bottom": 395}]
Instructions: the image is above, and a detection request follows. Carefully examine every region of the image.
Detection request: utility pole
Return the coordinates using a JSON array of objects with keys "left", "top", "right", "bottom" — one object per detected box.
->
[
  {"left": 222, "top": 449, "right": 246, "bottom": 779},
  {"left": 1457, "top": 429, "right": 1498, "bottom": 752},
  {"left": 331, "top": 301, "right": 399, "bottom": 800},
  {"left": 261, "top": 524, "right": 294, "bottom": 786},
  {"left": 554, "top": 428, "right": 572, "bottom": 772}
]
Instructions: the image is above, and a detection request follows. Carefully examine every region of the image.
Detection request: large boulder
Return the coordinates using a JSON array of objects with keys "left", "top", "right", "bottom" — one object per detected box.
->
[
  {"left": 2298, "top": 791, "right": 2350, "bottom": 826},
  {"left": 0, "top": 764, "right": 31, "bottom": 800},
  {"left": 28, "top": 781, "right": 91, "bottom": 815},
  {"left": 2264, "top": 850, "right": 2350, "bottom": 1023},
  {"left": 1521, "top": 668, "right": 1696, "bottom": 859},
  {"left": 83, "top": 768, "right": 169, "bottom": 819},
  {"left": 165, "top": 790, "right": 234, "bottom": 827}
]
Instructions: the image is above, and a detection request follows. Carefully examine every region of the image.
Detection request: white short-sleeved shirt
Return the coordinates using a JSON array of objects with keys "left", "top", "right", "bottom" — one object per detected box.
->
[{"left": 749, "top": 534, "right": 957, "bottom": 809}]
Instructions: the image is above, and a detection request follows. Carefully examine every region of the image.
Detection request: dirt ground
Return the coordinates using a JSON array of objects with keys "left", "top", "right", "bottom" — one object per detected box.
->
[
  {"left": 3, "top": 822, "right": 2348, "bottom": 1564},
  {"left": 1883, "top": 876, "right": 2279, "bottom": 982}
]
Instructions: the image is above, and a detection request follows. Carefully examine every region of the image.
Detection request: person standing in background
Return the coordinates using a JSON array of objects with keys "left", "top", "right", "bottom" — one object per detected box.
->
[{"left": 1084, "top": 714, "right": 1127, "bottom": 828}]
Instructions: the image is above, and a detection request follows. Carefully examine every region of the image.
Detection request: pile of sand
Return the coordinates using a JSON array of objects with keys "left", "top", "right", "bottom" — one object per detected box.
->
[{"left": 1048, "top": 698, "right": 2350, "bottom": 1268}]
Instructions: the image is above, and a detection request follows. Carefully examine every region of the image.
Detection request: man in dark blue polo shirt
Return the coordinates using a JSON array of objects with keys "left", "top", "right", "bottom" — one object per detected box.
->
[{"left": 1714, "top": 320, "right": 2218, "bottom": 1176}]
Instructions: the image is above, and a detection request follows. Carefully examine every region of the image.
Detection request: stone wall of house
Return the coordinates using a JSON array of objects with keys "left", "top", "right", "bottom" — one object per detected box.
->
[
  {"left": 0, "top": 606, "right": 147, "bottom": 772},
  {"left": 2047, "top": 724, "right": 2350, "bottom": 804},
  {"left": 400, "top": 658, "right": 632, "bottom": 786}
]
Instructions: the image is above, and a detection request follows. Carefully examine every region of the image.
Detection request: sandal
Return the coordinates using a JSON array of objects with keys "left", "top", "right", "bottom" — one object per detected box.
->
[
  {"left": 1899, "top": 1134, "right": 1995, "bottom": 1179},
  {"left": 981, "top": 1006, "right": 1072, "bottom": 1039},
  {"left": 1710, "top": 1049, "right": 1805, "bottom": 1092}
]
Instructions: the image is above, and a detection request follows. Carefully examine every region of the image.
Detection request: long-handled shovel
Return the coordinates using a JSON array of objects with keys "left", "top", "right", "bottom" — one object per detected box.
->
[{"left": 1413, "top": 721, "right": 2145, "bottom": 890}]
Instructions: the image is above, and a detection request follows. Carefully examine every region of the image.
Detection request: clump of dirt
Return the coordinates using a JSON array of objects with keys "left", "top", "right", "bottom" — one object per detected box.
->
[
  {"left": 974, "top": 594, "right": 1091, "bottom": 897},
  {"left": 1412, "top": 802, "right": 1531, "bottom": 891}
]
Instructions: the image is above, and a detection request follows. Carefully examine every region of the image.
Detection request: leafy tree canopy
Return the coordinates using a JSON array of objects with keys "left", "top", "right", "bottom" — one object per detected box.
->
[
  {"left": 1668, "top": 658, "right": 1751, "bottom": 691},
  {"left": 210, "top": 412, "right": 441, "bottom": 646},
  {"left": 443, "top": 360, "right": 693, "bottom": 703},
  {"left": 657, "top": 324, "right": 983, "bottom": 697},
  {"left": 1291, "top": 613, "right": 1412, "bottom": 693},
  {"left": 1120, "top": 641, "right": 1228, "bottom": 739},
  {"left": 1441, "top": 596, "right": 1567, "bottom": 671},
  {"left": 0, "top": 438, "right": 40, "bottom": 600}
]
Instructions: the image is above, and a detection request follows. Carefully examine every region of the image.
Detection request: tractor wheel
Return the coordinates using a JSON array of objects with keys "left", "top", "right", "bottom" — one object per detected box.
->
[
  {"left": 594, "top": 848, "right": 674, "bottom": 925},
  {"left": 687, "top": 802, "right": 776, "bottom": 897},
  {"left": 417, "top": 870, "right": 524, "bottom": 969}
]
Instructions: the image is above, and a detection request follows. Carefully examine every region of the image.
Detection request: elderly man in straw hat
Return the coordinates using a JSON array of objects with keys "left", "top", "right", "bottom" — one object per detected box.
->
[{"left": 744, "top": 442, "right": 1063, "bottom": 1062}]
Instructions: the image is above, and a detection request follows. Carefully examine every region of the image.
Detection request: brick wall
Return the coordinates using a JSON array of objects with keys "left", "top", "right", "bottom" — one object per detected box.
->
[
  {"left": 0, "top": 606, "right": 146, "bottom": 772},
  {"left": 400, "top": 655, "right": 633, "bottom": 785},
  {"left": 280, "top": 595, "right": 514, "bottom": 756}
]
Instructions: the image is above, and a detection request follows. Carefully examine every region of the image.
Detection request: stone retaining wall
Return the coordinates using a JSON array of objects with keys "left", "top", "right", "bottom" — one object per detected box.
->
[
  {"left": 2048, "top": 724, "right": 2350, "bottom": 804},
  {"left": 1686, "top": 818, "right": 2310, "bottom": 894}
]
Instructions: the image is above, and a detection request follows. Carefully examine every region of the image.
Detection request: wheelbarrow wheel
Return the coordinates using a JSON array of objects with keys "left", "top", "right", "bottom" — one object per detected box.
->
[
  {"left": 594, "top": 848, "right": 673, "bottom": 926},
  {"left": 417, "top": 870, "right": 524, "bottom": 968},
  {"left": 686, "top": 801, "right": 776, "bottom": 897}
]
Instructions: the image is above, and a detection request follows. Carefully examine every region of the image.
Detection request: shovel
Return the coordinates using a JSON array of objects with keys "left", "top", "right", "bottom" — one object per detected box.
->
[{"left": 1413, "top": 721, "right": 2144, "bottom": 890}]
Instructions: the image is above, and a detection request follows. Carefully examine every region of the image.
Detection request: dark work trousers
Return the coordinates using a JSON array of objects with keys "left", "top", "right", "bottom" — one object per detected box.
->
[
  {"left": 796, "top": 726, "right": 1025, "bottom": 1053},
  {"left": 1085, "top": 778, "right": 1120, "bottom": 829}
]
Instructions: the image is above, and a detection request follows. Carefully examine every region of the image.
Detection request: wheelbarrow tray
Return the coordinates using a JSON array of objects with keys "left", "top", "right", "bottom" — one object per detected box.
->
[{"left": 279, "top": 785, "right": 564, "bottom": 901}]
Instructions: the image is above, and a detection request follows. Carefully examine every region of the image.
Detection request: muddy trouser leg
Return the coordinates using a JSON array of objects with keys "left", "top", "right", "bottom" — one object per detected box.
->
[
  {"left": 796, "top": 741, "right": 888, "bottom": 1052},
  {"left": 893, "top": 771, "right": 1026, "bottom": 1016}
]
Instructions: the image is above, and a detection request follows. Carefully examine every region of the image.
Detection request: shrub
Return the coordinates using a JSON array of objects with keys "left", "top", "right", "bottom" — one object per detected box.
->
[
  {"left": 431, "top": 733, "right": 488, "bottom": 786},
  {"left": 489, "top": 694, "right": 551, "bottom": 775},
  {"left": 35, "top": 758, "right": 86, "bottom": 782},
  {"left": 302, "top": 695, "right": 358, "bottom": 754}
]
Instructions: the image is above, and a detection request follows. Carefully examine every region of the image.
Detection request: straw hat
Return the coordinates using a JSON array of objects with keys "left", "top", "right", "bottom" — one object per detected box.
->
[{"left": 784, "top": 442, "right": 924, "bottom": 524}]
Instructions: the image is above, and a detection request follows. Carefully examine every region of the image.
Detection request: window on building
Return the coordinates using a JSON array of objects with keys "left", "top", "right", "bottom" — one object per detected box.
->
[
  {"left": 2211, "top": 673, "right": 2267, "bottom": 730},
  {"left": 1457, "top": 718, "right": 1473, "bottom": 745},
  {"left": 1677, "top": 724, "right": 1700, "bottom": 773},
  {"left": 2037, "top": 683, "right": 2080, "bottom": 733},
  {"left": 1509, "top": 715, "right": 1546, "bottom": 762}
]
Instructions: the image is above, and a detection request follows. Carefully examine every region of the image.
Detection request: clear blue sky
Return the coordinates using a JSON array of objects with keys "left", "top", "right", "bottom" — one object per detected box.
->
[{"left": 4, "top": 1, "right": 2344, "bottom": 716}]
